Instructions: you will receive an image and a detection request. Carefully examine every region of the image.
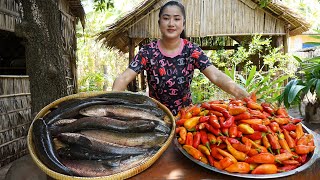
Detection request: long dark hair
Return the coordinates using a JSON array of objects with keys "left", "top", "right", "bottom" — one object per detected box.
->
[{"left": 158, "top": 1, "right": 187, "bottom": 39}]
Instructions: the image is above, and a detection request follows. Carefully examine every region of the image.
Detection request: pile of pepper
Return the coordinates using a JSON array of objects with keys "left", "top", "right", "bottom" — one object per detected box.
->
[{"left": 175, "top": 95, "right": 315, "bottom": 174}]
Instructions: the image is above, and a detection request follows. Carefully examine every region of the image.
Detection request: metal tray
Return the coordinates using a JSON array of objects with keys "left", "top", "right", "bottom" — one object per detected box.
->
[{"left": 174, "top": 123, "right": 320, "bottom": 179}]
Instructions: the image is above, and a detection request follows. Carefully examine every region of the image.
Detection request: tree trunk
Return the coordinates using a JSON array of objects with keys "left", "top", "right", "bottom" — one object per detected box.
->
[
  {"left": 305, "top": 102, "right": 320, "bottom": 123},
  {"left": 15, "top": 0, "right": 70, "bottom": 115}
]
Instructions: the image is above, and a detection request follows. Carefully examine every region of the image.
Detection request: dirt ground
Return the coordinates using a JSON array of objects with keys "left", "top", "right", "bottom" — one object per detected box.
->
[{"left": 0, "top": 106, "right": 317, "bottom": 180}]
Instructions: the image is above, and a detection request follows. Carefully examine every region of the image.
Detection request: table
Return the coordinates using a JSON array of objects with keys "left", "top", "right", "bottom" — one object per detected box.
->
[{"left": 130, "top": 123, "right": 320, "bottom": 180}]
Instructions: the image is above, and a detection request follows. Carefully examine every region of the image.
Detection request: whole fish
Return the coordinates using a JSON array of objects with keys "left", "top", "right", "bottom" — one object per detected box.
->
[
  {"left": 79, "top": 130, "right": 168, "bottom": 148},
  {"left": 94, "top": 92, "right": 157, "bottom": 107},
  {"left": 79, "top": 104, "right": 164, "bottom": 120},
  {"left": 61, "top": 154, "right": 148, "bottom": 177},
  {"left": 50, "top": 116, "right": 157, "bottom": 136},
  {"left": 57, "top": 132, "right": 150, "bottom": 155},
  {"left": 57, "top": 145, "right": 128, "bottom": 160},
  {"left": 43, "top": 99, "right": 111, "bottom": 125},
  {"left": 32, "top": 118, "right": 74, "bottom": 175}
]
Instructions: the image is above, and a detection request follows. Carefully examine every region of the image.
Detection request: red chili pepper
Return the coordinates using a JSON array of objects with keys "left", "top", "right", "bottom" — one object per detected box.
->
[
  {"left": 185, "top": 132, "right": 194, "bottom": 146},
  {"left": 233, "top": 111, "right": 251, "bottom": 121},
  {"left": 246, "top": 101, "right": 263, "bottom": 111},
  {"left": 276, "top": 107, "right": 288, "bottom": 117},
  {"left": 176, "top": 118, "right": 187, "bottom": 126},
  {"left": 261, "top": 102, "right": 275, "bottom": 115},
  {"left": 210, "top": 104, "right": 227, "bottom": 112},
  {"left": 232, "top": 143, "right": 251, "bottom": 154},
  {"left": 204, "top": 123, "right": 222, "bottom": 136},
  {"left": 237, "top": 131, "right": 243, "bottom": 138},
  {"left": 267, "top": 133, "right": 281, "bottom": 154},
  {"left": 281, "top": 123, "right": 297, "bottom": 131},
  {"left": 200, "top": 130, "right": 211, "bottom": 150},
  {"left": 248, "top": 109, "right": 267, "bottom": 119},
  {"left": 269, "top": 121, "right": 280, "bottom": 133},
  {"left": 199, "top": 116, "right": 209, "bottom": 123},
  {"left": 273, "top": 117, "right": 290, "bottom": 125},
  {"left": 208, "top": 115, "right": 220, "bottom": 129},
  {"left": 209, "top": 110, "right": 223, "bottom": 117},
  {"left": 210, "top": 146, "right": 224, "bottom": 160},
  {"left": 193, "top": 131, "right": 201, "bottom": 148},
  {"left": 207, "top": 133, "right": 217, "bottom": 144},
  {"left": 250, "top": 124, "right": 268, "bottom": 132},
  {"left": 290, "top": 131, "right": 297, "bottom": 139},
  {"left": 201, "top": 102, "right": 212, "bottom": 110},
  {"left": 278, "top": 165, "right": 299, "bottom": 172},
  {"left": 229, "top": 125, "right": 238, "bottom": 138},
  {"left": 222, "top": 116, "right": 235, "bottom": 128},
  {"left": 222, "top": 127, "right": 229, "bottom": 137},
  {"left": 246, "top": 131, "right": 263, "bottom": 141},
  {"left": 206, "top": 154, "right": 215, "bottom": 166},
  {"left": 290, "top": 118, "right": 302, "bottom": 124},
  {"left": 228, "top": 137, "right": 240, "bottom": 144}
]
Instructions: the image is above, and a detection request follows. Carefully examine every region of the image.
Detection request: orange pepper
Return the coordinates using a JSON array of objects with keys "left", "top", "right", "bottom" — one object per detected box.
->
[
  {"left": 240, "top": 119, "right": 263, "bottom": 125},
  {"left": 275, "top": 152, "right": 293, "bottom": 162},
  {"left": 177, "top": 127, "right": 187, "bottom": 144},
  {"left": 228, "top": 105, "right": 247, "bottom": 115},
  {"left": 246, "top": 101, "right": 263, "bottom": 111},
  {"left": 238, "top": 124, "right": 255, "bottom": 134},
  {"left": 283, "top": 129, "right": 295, "bottom": 149},
  {"left": 295, "top": 145, "right": 314, "bottom": 155},
  {"left": 187, "top": 105, "right": 201, "bottom": 116},
  {"left": 276, "top": 107, "right": 289, "bottom": 117},
  {"left": 216, "top": 148, "right": 237, "bottom": 163},
  {"left": 273, "top": 117, "right": 290, "bottom": 125},
  {"left": 185, "top": 132, "right": 193, "bottom": 146},
  {"left": 232, "top": 143, "right": 251, "bottom": 154},
  {"left": 229, "top": 125, "right": 238, "bottom": 138},
  {"left": 219, "top": 157, "right": 234, "bottom": 169},
  {"left": 278, "top": 133, "right": 291, "bottom": 153},
  {"left": 262, "top": 118, "right": 271, "bottom": 125},
  {"left": 245, "top": 152, "right": 275, "bottom": 164},
  {"left": 183, "top": 117, "right": 200, "bottom": 130},
  {"left": 295, "top": 123, "right": 304, "bottom": 140},
  {"left": 213, "top": 160, "right": 223, "bottom": 170},
  {"left": 183, "top": 145, "right": 208, "bottom": 164},
  {"left": 225, "top": 139, "right": 247, "bottom": 161},
  {"left": 262, "top": 135, "right": 272, "bottom": 153},
  {"left": 296, "top": 134, "right": 313, "bottom": 145},
  {"left": 225, "top": 162, "right": 250, "bottom": 174},
  {"left": 210, "top": 146, "right": 224, "bottom": 160},
  {"left": 251, "top": 164, "right": 278, "bottom": 174},
  {"left": 207, "top": 133, "right": 217, "bottom": 144},
  {"left": 247, "top": 138, "right": 268, "bottom": 153},
  {"left": 209, "top": 110, "right": 223, "bottom": 117},
  {"left": 247, "top": 148, "right": 259, "bottom": 157},
  {"left": 234, "top": 112, "right": 251, "bottom": 121},
  {"left": 198, "top": 144, "right": 211, "bottom": 156}
]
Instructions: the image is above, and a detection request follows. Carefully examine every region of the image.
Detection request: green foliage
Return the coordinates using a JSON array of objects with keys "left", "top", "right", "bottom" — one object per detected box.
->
[
  {"left": 94, "top": 0, "right": 114, "bottom": 11},
  {"left": 191, "top": 35, "right": 296, "bottom": 104},
  {"left": 259, "top": 0, "right": 272, "bottom": 7},
  {"left": 278, "top": 55, "right": 320, "bottom": 110}
]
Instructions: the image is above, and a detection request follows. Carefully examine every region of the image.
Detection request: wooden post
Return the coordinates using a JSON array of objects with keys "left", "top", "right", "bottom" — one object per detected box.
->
[
  {"left": 128, "top": 38, "right": 137, "bottom": 92},
  {"left": 283, "top": 24, "right": 290, "bottom": 54},
  {"left": 103, "top": 65, "right": 108, "bottom": 91},
  {"left": 138, "top": 44, "right": 147, "bottom": 91}
]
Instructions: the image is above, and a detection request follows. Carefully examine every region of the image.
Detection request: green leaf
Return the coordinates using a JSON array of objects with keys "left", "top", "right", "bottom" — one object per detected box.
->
[
  {"left": 316, "top": 79, "right": 320, "bottom": 100},
  {"left": 293, "top": 55, "right": 303, "bottom": 63},
  {"left": 283, "top": 79, "right": 299, "bottom": 108},
  {"left": 288, "top": 85, "right": 305, "bottom": 104},
  {"left": 246, "top": 66, "right": 257, "bottom": 87}
]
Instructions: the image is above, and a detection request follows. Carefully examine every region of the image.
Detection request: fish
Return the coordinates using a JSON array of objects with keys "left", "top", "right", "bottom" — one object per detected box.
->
[
  {"left": 61, "top": 154, "right": 148, "bottom": 177},
  {"left": 31, "top": 118, "right": 74, "bottom": 175},
  {"left": 57, "top": 132, "right": 150, "bottom": 155},
  {"left": 79, "top": 129, "right": 168, "bottom": 148},
  {"left": 50, "top": 118, "right": 77, "bottom": 127},
  {"left": 50, "top": 116, "right": 157, "bottom": 136},
  {"left": 43, "top": 99, "right": 111, "bottom": 125},
  {"left": 57, "top": 145, "right": 128, "bottom": 160},
  {"left": 94, "top": 92, "right": 158, "bottom": 107},
  {"left": 79, "top": 104, "right": 164, "bottom": 120}
]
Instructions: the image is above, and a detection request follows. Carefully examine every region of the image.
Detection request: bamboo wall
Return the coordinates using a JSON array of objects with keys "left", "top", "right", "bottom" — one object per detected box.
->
[
  {"left": 0, "top": 0, "right": 19, "bottom": 32},
  {"left": 0, "top": 75, "right": 31, "bottom": 167},
  {"left": 129, "top": 0, "right": 286, "bottom": 38}
]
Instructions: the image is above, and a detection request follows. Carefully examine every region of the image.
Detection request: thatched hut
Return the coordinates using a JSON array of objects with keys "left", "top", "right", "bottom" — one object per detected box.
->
[
  {"left": 0, "top": 0, "right": 85, "bottom": 167},
  {"left": 97, "top": 0, "right": 311, "bottom": 91}
]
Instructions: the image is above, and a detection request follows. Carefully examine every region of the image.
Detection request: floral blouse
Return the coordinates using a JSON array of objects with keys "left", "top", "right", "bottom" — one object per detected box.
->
[{"left": 129, "top": 39, "right": 212, "bottom": 115}]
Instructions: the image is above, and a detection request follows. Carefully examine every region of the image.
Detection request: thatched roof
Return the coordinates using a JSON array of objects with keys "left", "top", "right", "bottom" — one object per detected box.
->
[
  {"left": 97, "top": 0, "right": 311, "bottom": 53},
  {"left": 67, "top": 0, "right": 86, "bottom": 28}
]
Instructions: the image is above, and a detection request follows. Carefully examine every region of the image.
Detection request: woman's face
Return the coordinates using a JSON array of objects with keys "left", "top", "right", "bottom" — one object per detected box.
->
[{"left": 159, "top": 5, "right": 185, "bottom": 40}]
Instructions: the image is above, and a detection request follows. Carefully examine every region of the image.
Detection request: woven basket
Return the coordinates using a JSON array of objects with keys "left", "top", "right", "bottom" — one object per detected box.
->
[{"left": 27, "top": 91, "right": 176, "bottom": 180}]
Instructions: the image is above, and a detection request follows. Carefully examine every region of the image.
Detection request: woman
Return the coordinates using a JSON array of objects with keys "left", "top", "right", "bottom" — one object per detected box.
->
[{"left": 112, "top": 1, "right": 249, "bottom": 115}]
